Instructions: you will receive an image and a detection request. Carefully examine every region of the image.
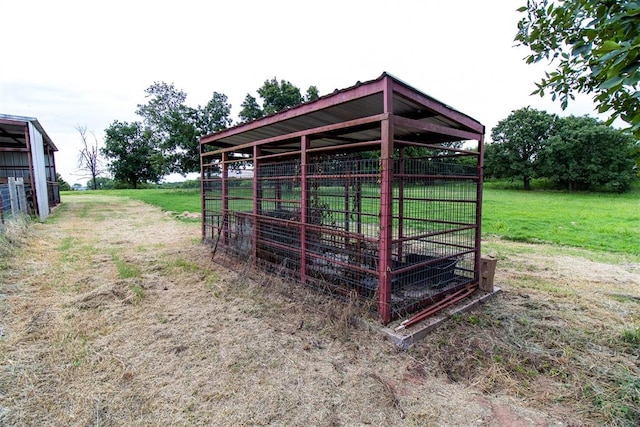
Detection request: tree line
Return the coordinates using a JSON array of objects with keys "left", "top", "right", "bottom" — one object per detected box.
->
[
  {"left": 74, "top": 0, "right": 639, "bottom": 192},
  {"left": 76, "top": 89, "right": 638, "bottom": 193},
  {"left": 490, "top": 0, "right": 640, "bottom": 192},
  {"left": 485, "top": 107, "right": 639, "bottom": 192},
  {"left": 89, "top": 78, "right": 318, "bottom": 189}
]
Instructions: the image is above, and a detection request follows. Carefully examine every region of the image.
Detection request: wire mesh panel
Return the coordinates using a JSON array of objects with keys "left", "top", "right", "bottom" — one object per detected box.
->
[
  {"left": 0, "top": 184, "right": 10, "bottom": 225},
  {"left": 202, "top": 166, "right": 223, "bottom": 246},
  {"left": 304, "top": 156, "right": 381, "bottom": 296},
  {"left": 254, "top": 160, "right": 302, "bottom": 280},
  {"left": 389, "top": 152, "right": 479, "bottom": 318},
  {"left": 0, "top": 179, "right": 31, "bottom": 227},
  {"left": 203, "top": 148, "right": 481, "bottom": 322}
]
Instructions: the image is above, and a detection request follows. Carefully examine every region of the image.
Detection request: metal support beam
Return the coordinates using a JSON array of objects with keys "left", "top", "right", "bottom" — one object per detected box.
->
[
  {"left": 398, "top": 147, "right": 405, "bottom": 262},
  {"left": 300, "top": 135, "right": 310, "bottom": 284},
  {"left": 474, "top": 135, "right": 485, "bottom": 284},
  {"left": 379, "top": 77, "right": 395, "bottom": 323},
  {"left": 252, "top": 146, "right": 261, "bottom": 265},
  {"left": 394, "top": 116, "right": 483, "bottom": 142},
  {"left": 378, "top": 119, "right": 394, "bottom": 324},
  {"left": 23, "top": 124, "right": 39, "bottom": 218},
  {"left": 221, "top": 152, "right": 229, "bottom": 245}
]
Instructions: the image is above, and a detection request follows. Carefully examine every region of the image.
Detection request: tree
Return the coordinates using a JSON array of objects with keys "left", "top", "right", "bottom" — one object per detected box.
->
[
  {"left": 199, "top": 92, "right": 234, "bottom": 134},
  {"left": 101, "top": 121, "right": 166, "bottom": 188},
  {"left": 238, "top": 94, "right": 264, "bottom": 123},
  {"left": 193, "top": 91, "right": 233, "bottom": 170},
  {"left": 486, "top": 107, "right": 557, "bottom": 190},
  {"left": 56, "top": 173, "right": 71, "bottom": 191},
  {"left": 136, "top": 82, "right": 232, "bottom": 175},
  {"left": 516, "top": 0, "right": 640, "bottom": 137},
  {"left": 76, "top": 125, "right": 105, "bottom": 190},
  {"left": 305, "top": 85, "right": 320, "bottom": 102},
  {"left": 238, "top": 78, "right": 319, "bottom": 123},
  {"left": 86, "top": 177, "right": 114, "bottom": 190},
  {"left": 538, "top": 116, "right": 637, "bottom": 192},
  {"left": 258, "top": 78, "right": 304, "bottom": 116}
]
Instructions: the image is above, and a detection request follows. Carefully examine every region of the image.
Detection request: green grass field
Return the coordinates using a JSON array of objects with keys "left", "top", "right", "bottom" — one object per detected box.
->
[
  {"left": 482, "top": 185, "right": 640, "bottom": 254},
  {"left": 62, "top": 184, "right": 640, "bottom": 255},
  {"left": 84, "top": 189, "right": 202, "bottom": 213}
]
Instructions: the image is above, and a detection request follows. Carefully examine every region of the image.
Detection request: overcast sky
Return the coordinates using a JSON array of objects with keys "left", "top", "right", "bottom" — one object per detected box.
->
[{"left": 1, "top": 0, "right": 606, "bottom": 185}]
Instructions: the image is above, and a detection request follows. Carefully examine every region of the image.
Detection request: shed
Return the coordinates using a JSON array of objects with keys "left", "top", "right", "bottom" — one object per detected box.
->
[
  {"left": 0, "top": 114, "right": 60, "bottom": 220},
  {"left": 200, "top": 73, "right": 485, "bottom": 324}
]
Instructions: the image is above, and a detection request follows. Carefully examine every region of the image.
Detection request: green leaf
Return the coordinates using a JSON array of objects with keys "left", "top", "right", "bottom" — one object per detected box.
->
[
  {"left": 571, "top": 42, "right": 592, "bottom": 56},
  {"left": 518, "top": 1, "right": 640, "bottom": 134},
  {"left": 598, "top": 40, "right": 622, "bottom": 52}
]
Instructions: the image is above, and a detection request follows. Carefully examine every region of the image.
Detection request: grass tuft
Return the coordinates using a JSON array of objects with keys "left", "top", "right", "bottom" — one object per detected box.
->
[
  {"left": 0, "top": 216, "right": 30, "bottom": 268},
  {"left": 130, "top": 284, "right": 145, "bottom": 305},
  {"left": 621, "top": 325, "right": 640, "bottom": 348},
  {"left": 110, "top": 252, "right": 142, "bottom": 279}
]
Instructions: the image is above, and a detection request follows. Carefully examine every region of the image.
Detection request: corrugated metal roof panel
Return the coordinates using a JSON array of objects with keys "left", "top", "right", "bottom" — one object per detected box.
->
[
  {"left": 0, "top": 114, "right": 58, "bottom": 151},
  {"left": 201, "top": 73, "right": 483, "bottom": 155}
]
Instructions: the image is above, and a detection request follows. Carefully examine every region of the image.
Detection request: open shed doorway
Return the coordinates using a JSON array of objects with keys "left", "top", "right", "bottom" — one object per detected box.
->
[{"left": 0, "top": 114, "right": 60, "bottom": 221}]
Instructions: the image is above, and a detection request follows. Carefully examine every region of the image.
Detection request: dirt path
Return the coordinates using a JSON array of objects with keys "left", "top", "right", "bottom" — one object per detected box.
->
[{"left": 1, "top": 195, "right": 636, "bottom": 426}]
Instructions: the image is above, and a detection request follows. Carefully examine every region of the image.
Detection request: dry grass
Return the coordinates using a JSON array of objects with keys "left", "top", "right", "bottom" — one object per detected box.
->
[
  {"left": 0, "top": 194, "right": 638, "bottom": 426},
  {"left": 413, "top": 241, "right": 640, "bottom": 426},
  {"left": 0, "top": 215, "right": 30, "bottom": 259}
]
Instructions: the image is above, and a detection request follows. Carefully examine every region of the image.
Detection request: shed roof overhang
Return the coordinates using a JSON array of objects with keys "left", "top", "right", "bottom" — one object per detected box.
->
[
  {"left": 0, "top": 114, "right": 58, "bottom": 152},
  {"left": 201, "top": 72, "right": 484, "bottom": 159}
]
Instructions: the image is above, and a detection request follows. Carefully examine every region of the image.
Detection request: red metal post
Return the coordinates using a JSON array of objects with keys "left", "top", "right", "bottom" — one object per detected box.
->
[
  {"left": 300, "top": 135, "right": 310, "bottom": 284},
  {"left": 379, "top": 76, "right": 395, "bottom": 323},
  {"left": 200, "top": 147, "right": 206, "bottom": 242},
  {"left": 221, "top": 152, "right": 229, "bottom": 245},
  {"left": 474, "top": 134, "right": 485, "bottom": 284},
  {"left": 379, "top": 119, "right": 394, "bottom": 324},
  {"left": 345, "top": 169, "right": 350, "bottom": 234},
  {"left": 356, "top": 160, "right": 362, "bottom": 236},
  {"left": 253, "top": 146, "right": 261, "bottom": 265},
  {"left": 397, "top": 147, "right": 405, "bottom": 262},
  {"left": 275, "top": 180, "right": 282, "bottom": 211}
]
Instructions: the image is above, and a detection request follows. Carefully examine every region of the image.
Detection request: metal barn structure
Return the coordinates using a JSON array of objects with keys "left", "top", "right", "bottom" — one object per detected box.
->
[
  {"left": 200, "top": 73, "right": 484, "bottom": 324},
  {"left": 0, "top": 114, "right": 60, "bottom": 221}
]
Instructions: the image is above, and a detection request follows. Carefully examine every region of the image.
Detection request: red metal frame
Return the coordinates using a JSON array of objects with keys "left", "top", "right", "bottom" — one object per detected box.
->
[
  {"left": 200, "top": 73, "right": 485, "bottom": 324},
  {"left": 300, "top": 135, "right": 310, "bottom": 284}
]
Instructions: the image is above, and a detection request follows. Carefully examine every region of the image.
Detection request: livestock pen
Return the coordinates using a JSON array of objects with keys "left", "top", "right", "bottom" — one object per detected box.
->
[{"left": 200, "top": 73, "right": 485, "bottom": 324}]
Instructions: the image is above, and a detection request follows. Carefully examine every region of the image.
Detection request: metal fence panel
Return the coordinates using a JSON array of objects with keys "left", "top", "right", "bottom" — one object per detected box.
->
[
  {"left": 0, "top": 178, "right": 29, "bottom": 228},
  {"left": 203, "top": 147, "right": 481, "bottom": 323}
]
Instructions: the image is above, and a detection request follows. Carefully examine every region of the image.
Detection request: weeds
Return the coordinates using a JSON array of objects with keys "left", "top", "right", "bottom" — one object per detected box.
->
[
  {"left": 165, "top": 258, "right": 200, "bottom": 273},
  {"left": 111, "top": 253, "right": 142, "bottom": 279},
  {"left": 414, "top": 295, "right": 640, "bottom": 426},
  {"left": 621, "top": 325, "right": 640, "bottom": 348},
  {"left": 0, "top": 215, "right": 29, "bottom": 258},
  {"left": 3, "top": 193, "right": 638, "bottom": 426},
  {"left": 204, "top": 273, "right": 221, "bottom": 296},
  {"left": 130, "top": 284, "right": 145, "bottom": 304}
]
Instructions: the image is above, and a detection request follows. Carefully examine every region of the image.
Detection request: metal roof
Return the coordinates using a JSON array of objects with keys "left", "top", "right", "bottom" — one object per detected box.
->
[
  {"left": 201, "top": 72, "right": 484, "bottom": 157},
  {"left": 0, "top": 114, "right": 58, "bottom": 151}
]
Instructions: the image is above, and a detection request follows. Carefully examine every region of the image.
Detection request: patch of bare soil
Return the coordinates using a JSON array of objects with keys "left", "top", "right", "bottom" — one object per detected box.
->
[{"left": 0, "top": 194, "right": 637, "bottom": 426}]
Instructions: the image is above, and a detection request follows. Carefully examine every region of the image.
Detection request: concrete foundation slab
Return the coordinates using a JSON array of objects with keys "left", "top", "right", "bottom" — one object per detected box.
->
[{"left": 379, "top": 286, "right": 502, "bottom": 350}]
